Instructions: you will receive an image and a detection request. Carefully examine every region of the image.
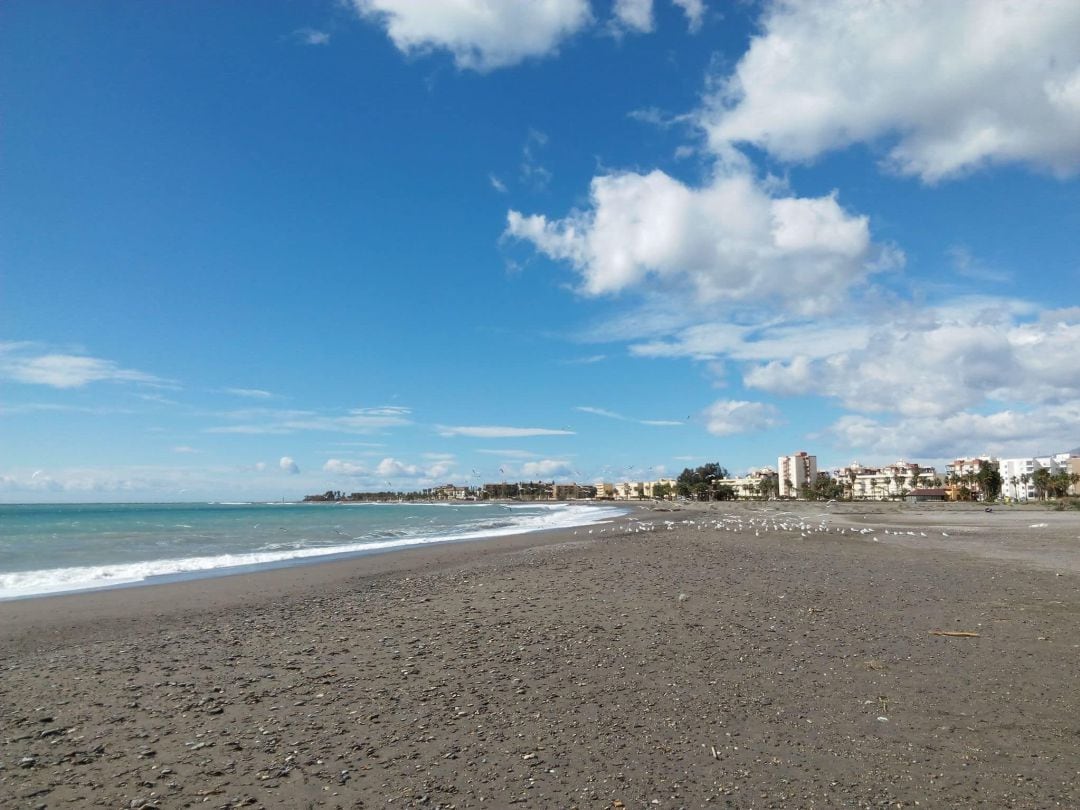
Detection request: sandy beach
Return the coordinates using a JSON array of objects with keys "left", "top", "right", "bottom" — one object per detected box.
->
[{"left": 3, "top": 502, "right": 1080, "bottom": 809}]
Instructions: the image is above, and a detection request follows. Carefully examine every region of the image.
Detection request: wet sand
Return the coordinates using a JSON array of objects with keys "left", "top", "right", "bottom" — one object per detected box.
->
[{"left": 3, "top": 502, "right": 1080, "bottom": 808}]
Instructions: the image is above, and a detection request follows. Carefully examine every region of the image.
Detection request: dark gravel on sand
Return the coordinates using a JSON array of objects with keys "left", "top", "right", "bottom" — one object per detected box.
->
[{"left": 2, "top": 503, "right": 1079, "bottom": 808}]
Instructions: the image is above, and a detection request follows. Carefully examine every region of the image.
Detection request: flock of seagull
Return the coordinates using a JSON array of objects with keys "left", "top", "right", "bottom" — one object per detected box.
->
[{"left": 573, "top": 510, "right": 949, "bottom": 544}]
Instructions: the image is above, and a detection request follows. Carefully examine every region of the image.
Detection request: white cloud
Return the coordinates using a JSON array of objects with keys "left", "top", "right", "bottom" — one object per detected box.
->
[
  {"left": 225, "top": 388, "right": 274, "bottom": 399},
  {"left": 489, "top": 173, "right": 507, "bottom": 193},
  {"left": 671, "top": 0, "right": 705, "bottom": 32},
  {"left": 703, "top": 0, "right": 1080, "bottom": 181},
  {"left": 207, "top": 406, "right": 411, "bottom": 435},
  {"left": 562, "top": 354, "right": 607, "bottom": 365},
  {"left": 521, "top": 128, "right": 552, "bottom": 190},
  {"left": 0, "top": 344, "right": 166, "bottom": 389},
  {"left": 613, "top": 0, "right": 654, "bottom": 33},
  {"left": 438, "top": 425, "right": 574, "bottom": 438},
  {"left": 323, "top": 458, "right": 368, "bottom": 476},
  {"left": 351, "top": 0, "right": 592, "bottom": 71},
  {"left": 506, "top": 166, "right": 889, "bottom": 316},
  {"left": 378, "top": 457, "right": 453, "bottom": 480},
  {"left": 612, "top": 0, "right": 705, "bottom": 33},
  {"left": 702, "top": 399, "right": 781, "bottom": 436},
  {"left": 576, "top": 405, "right": 682, "bottom": 426},
  {"left": 744, "top": 301, "right": 1080, "bottom": 418},
  {"left": 294, "top": 27, "right": 331, "bottom": 46},
  {"left": 173, "top": 446, "right": 199, "bottom": 454},
  {"left": 280, "top": 456, "right": 300, "bottom": 475},
  {"left": 475, "top": 448, "right": 541, "bottom": 458},
  {"left": 947, "top": 245, "right": 1011, "bottom": 284},
  {"left": 520, "top": 458, "right": 574, "bottom": 478},
  {"left": 830, "top": 404, "right": 1080, "bottom": 461}
]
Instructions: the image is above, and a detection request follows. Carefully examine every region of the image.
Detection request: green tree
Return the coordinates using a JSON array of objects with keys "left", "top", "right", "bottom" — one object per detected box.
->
[
  {"left": 1032, "top": 468, "right": 1051, "bottom": 500},
  {"left": 805, "top": 472, "right": 844, "bottom": 501},
  {"left": 677, "top": 463, "right": 730, "bottom": 501},
  {"left": 976, "top": 465, "right": 1002, "bottom": 501}
]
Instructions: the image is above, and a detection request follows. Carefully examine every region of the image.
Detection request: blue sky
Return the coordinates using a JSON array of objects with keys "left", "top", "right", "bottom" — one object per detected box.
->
[{"left": 2, "top": 0, "right": 1078, "bottom": 501}]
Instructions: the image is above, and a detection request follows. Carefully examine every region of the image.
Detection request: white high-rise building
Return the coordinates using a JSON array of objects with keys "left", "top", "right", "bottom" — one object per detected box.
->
[
  {"left": 778, "top": 451, "right": 817, "bottom": 498},
  {"left": 1001, "top": 453, "right": 1076, "bottom": 501}
]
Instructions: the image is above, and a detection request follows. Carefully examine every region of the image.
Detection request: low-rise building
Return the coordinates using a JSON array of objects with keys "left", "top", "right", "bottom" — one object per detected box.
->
[
  {"left": 904, "top": 487, "right": 948, "bottom": 502},
  {"left": 719, "top": 467, "right": 778, "bottom": 499},
  {"left": 832, "top": 461, "right": 938, "bottom": 500}
]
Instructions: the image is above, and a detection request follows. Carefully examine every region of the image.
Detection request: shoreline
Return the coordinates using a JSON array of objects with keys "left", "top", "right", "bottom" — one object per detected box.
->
[
  {"left": 3, "top": 502, "right": 1079, "bottom": 807},
  {"left": 0, "top": 499, "right": 632, "bottom": 604},
  {"left": 0, "top": 508, "right": 648, "bottom": 655}
]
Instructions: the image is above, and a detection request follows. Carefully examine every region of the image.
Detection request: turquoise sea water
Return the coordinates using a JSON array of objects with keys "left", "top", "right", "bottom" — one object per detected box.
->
[{"left": 0, "top": 501, "right": 625, "bottom": 600}]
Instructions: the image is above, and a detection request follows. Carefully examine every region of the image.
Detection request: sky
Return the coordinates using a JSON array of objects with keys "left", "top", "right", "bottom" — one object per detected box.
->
[{"left": 2, "top": 0, "right": 1079, "bottom": 502}]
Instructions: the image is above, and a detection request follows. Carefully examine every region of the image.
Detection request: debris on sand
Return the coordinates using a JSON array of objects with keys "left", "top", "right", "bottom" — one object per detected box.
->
[{"left": 928, "top": 629, "right": 980, "bottom": 637}]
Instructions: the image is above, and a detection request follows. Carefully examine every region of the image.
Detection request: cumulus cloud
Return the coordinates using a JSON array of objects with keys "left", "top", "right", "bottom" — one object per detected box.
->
[
  {"left": 279, "top": 456, "right": 300, "bottom": 475},
  {"left": 743, "top": 301, "right": 1080, "bottom": 418},
  {"left": 0, "top": 343, "right": 167, "bottom": 389},
  {"left": 323, "top": 459, "right": 367, "bottom": 476},
  {"left": 520, "top": 458, "right": 574, "bottom": 478},
  {"left": 438, "top": 425, "right": 574, "bottom": 438},
  {"left": 702, "top": 399, "right": 781, "bottom": 436},
  {"left": 506, "top": 166, "right": 890, "bottom": 316},
  {"left": 613, "top": 0, "right": 654, "bottom": 33},
  {"left": 351, "top": 0, "right": 592, "bottom": 71},
  {"left": 703, "top": 0, "right": 1080, "bottom": 181},
  {"left": 379, "top": 457, "right": 453, "bottom": 480}
]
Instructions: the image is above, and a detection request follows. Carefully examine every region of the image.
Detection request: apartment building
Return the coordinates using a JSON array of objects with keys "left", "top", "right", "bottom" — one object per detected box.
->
[
  {"left": 778, "top": 452, "right": 817, "bottom": 498},
  {"left": 1000, "top": 453, "right": 1077, "bottom": 501},
  {"left": 833, "top": 461, "right": 938, "bottom": 501}
]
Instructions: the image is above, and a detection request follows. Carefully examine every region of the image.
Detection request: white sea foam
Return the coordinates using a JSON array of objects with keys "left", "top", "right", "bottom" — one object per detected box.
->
[{"left": 0, "top": 503, "right": 625, "bottom": 600}]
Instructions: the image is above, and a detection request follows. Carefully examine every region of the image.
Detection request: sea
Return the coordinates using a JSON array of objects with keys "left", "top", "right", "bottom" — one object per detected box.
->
[{"left": 0, "top": 500, "right": 626, "bottom": 600}]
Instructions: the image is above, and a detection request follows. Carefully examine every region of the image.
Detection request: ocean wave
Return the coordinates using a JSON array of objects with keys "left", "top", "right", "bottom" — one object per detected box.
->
[{"left": 0, "top": 503, "right": 626, "bottom": 600}]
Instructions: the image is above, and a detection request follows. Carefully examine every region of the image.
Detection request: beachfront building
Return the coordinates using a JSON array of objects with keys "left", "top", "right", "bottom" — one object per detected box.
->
[
  {"left": 429, "top": 484, "right": 475, "bottom": 501},
  {"left": 594, "top": 482, "right": 616, "bottom": 500},
  {"left": 944, "top": 457, "right": 1000, "bottom": 501},
  {"left": 833, "top": 461, "right": 939, "bottom": 500},
  {"left": 592, "top": 478, "right": 678, "bottom": 500},
  {"left": 778, "top": 452, "right": 817, "bottom": 498},
  {"left": 550, "top": 482, "right": 597, "bottom": 500},
  {"left": 999, "top": 457, "right": 1038, "bottom": 501},
  {"left": 1000, "top": 453, "right": 1078, "bottom": 501},
  {"left": 642, "top": 478, "right": 677, "bottom": 499},
  {"left": 719, "top": 467, "right": 778, "bottom": 499}
]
